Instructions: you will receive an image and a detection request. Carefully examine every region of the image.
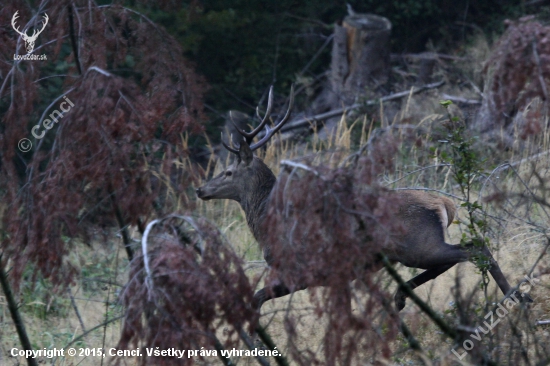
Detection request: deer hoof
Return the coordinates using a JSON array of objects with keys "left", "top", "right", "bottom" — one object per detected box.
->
[
  {"left": 394, "top": 290, "right": 407, "bottom": 311},
  {"left": 517, "top": 291, "right": 534, "bottom": 303}
]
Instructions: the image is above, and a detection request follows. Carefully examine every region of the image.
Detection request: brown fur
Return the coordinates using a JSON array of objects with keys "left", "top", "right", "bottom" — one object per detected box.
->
[{"left": 396, "top": 190, "right": 456, "bottom": 230}]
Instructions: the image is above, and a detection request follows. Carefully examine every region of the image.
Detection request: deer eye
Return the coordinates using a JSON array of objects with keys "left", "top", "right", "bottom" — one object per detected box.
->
[{"left": 225, "top": 171, "right": 232, "bottom": 177}]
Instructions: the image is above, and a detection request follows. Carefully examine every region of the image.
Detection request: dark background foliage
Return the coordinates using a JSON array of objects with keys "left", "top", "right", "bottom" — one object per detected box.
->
[
  {"left": 131, "top": 0, "right": 527, "bottom": 136},
  {"left": 0, "top": 1, "right": 206, "bottom": 286}
]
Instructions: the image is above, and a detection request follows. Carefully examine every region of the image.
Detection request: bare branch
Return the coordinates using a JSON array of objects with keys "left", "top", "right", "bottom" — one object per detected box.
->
[{"left": 279, "top": 80, "right": 444, "bottom": 132}]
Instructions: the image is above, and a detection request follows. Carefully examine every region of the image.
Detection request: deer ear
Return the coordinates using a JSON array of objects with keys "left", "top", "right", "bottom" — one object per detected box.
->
[{"left": 239, "top": 141, "right": 254, "bottom": 166}]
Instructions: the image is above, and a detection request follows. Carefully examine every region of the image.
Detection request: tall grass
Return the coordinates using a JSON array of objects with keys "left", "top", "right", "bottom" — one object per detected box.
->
[
  {"left": 2, "top": 89, "right": 550, "bottom": 365},
  {"left": 189, "top": 97, "right": 550, "bottom": 364}
]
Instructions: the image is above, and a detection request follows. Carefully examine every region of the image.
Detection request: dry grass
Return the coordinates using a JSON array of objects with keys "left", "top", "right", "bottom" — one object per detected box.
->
[
  {"left": 0, "top": 242, "right": 130, "bottom": 365},
  {"left": 193, "top": 106, "right": 550, "bottom": 364},
  {"left": 2, "top": 81, "right": 550, "bottom": 365}
]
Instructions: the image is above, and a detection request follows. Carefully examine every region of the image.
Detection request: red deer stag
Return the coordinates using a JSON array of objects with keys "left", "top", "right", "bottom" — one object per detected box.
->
[{"left": 196, "top": 86, "right": 532, "bottom": 311}]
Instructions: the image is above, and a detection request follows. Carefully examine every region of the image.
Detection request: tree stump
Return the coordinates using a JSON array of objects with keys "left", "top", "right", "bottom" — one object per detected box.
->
[
  {"left": 313, "top": 13, "right": 391, "bottom": 140},
  {"left": 330, "top": 14, "right": 392, "bottom": 105},
  {"left": 417, "top": 53, "right": 438, "bottom": 85}
]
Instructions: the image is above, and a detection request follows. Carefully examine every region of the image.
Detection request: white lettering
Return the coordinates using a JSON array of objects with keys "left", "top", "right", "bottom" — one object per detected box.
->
[
  {"left": 59, "top": 102, "right": 70, "bottom": 112},
  {"left": 451, "top": 347, "right": 468, "bottom": 360},
  {"left": 43, "top": 118, "right": 54, "bottom": 130},
  {"left": 64, "top": 95, "right": 75, "bottom": 107},
  {"left": 32, "top": 125, "right": 45, "bottom": 138},
  {"left": 495, "top": 302, "right": 509, "bottom": 317},
  {"left": 49, "top": 109, "right": 63, "bottom": 123},
  {"left": 483, "top": 310, "right": 501, "bottom": 331},
  {"left": 27, "top": 98, "right": 74, "bottom": 140},
  {"left": 463, "top": 340, "right": 474, "bottom": 351},
  {"left": 524, "top": 274, "right": 539, "bottom": 287}
]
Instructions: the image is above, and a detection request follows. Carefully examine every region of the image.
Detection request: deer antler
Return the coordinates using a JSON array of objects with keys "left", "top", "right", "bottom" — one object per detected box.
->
[
  {"left": 221, "top": 85, "right": 294, "bottom": 154},
  {"left": 249, "top": 85, "right": 294, "bottom": 151},
  {"left": 228, "top": 86, "right": 274, "bottom": 145},
  {"left": 220, "top": 133, "right": 240, "bottom": 155},
  {"left": 28, "top": 13, "right": 49, "bottom": 41},
  {"left": 11, "top": 11, "right": 26, "bottom": 38},
  {"left": 11, "top": 12, "right": 48, "bottom": 41}
]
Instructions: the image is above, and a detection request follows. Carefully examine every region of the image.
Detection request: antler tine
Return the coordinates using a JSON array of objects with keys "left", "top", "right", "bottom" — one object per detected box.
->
[
  {"left": 29, "top": 13, "right": 49, "bottom": 39},
  {"left": 227, "top": 110, "right": 246, "bottom": 136},
  {"left": 220, "top": 132, "right": 240, "bottom": 155},
  {"left": 11, "top": 11, "right": 25, "bottom": 36},
  {"left": 244, "top": 85, "right": 274, "bottom": 142},
  {"left": 227, "top": 86, "right": 274, "bottom": 145},
  {"left": 250, "top": 85, "right": 294, "bottom": 151},
  {"left": 35, "top": 14, "right": 48, "bottom": 35}
]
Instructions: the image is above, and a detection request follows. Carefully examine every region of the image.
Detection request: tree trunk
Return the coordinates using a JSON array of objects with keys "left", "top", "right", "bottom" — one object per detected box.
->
[
  {"left": 330, "top": 14, "right": 392, "bottom": 106},
  {"left": 313, "top": 13, "right": 391, "bottom": 140}
]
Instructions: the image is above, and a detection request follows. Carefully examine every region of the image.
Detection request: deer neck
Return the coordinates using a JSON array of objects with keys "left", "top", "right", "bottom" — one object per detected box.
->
[{"left": 239, "top": 163, "right": 276, "bottom": 244}]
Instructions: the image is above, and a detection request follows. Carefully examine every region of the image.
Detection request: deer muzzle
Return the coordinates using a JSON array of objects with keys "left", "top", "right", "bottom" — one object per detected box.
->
[{"left": 195, "top": 187, "right": 212, "bottom": 200}]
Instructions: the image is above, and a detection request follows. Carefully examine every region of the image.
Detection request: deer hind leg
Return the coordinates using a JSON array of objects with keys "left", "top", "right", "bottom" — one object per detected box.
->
[
  {"left": 470, "top": 244, "right": 533, "bottom": 303},
  {"left": 395, "top": 263, "right": 456, "bottom": 311},
  {"left": 395, "top": 243, "right": 533, "bottom": 311}
]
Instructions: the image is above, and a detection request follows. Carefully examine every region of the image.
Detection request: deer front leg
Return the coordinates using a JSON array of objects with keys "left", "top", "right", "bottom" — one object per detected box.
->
[
  {"left": 253, "top": 283, "right": 293, "bottom": 310},
  {"left": 253, "top": 275, "right": 310, "bottom": 311}
]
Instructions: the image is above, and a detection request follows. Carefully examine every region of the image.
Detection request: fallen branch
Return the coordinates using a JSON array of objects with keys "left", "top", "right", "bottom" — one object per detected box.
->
[
  {"left": 61, "top": 315, "right": 124, "bottom": 354},
  {"left": 393, "top": 52, "right": 469, "bottom": 61},
  {"left": 440, "top": 93, "right": 481, "bottom": 105},
  {"left": 67, "top": 288, "right": 86, "bottom": 333},
  {"left": 280, "top": 160, "right": 322, "bottom": 178},
  {"left": 280, "top": 80, "right": 445, "bottom": 132}
]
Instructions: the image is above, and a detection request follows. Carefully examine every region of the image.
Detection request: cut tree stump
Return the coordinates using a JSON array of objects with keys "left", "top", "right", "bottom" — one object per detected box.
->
[{"left": 330, "top": 13, "right": 392, "bottom": 106}]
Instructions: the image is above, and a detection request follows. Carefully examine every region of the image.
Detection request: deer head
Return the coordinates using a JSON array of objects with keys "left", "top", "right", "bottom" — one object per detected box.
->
[
  {"left": 196, "top": 86, "right": 294, "bottom": 210},
  {"left": 12, "top": 11, "right": 49, "bottom": 54}
]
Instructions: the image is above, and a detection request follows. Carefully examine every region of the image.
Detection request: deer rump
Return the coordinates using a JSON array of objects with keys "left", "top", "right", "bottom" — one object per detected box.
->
[{"left": 261, "top": 166, "right": 455, "bottom": 289}]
